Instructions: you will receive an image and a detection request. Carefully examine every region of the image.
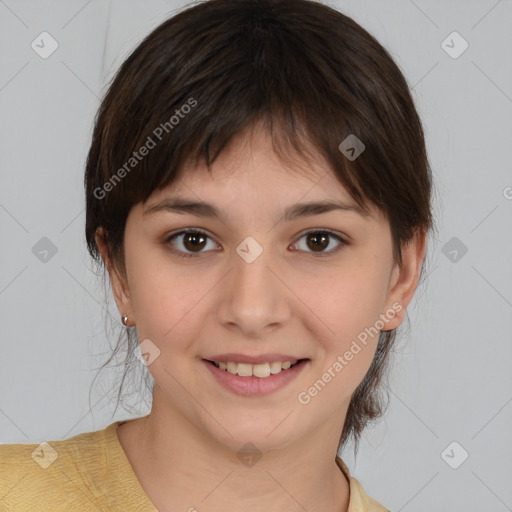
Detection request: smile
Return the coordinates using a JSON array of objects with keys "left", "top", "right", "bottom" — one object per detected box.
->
[
  {"left": 208, "top": 360, "right": 301, "bottom": 378},
  {"left": 202, "top": 358, "right": 309, "bottom": 396}
]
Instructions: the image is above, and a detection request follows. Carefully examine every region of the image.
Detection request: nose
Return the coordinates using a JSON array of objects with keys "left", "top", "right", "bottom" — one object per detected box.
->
[{"left": 215, "top": 239, "right": 291, "bottom": 337}]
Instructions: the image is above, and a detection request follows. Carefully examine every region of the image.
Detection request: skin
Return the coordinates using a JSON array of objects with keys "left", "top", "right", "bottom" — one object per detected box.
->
[{"left": 96, "top": 125, "right": 426, "bottom": 512}]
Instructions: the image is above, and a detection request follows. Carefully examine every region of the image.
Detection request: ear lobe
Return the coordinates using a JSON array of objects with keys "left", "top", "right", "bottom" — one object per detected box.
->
[
  {"left": 94, "top": 227, "right": 133, "bottom": 317},
  {"left": 383, "top": 228, "right": 427, "bottom": 331}
]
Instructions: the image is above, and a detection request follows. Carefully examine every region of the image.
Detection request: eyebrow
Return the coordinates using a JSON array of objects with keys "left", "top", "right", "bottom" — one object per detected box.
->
[{"left": 143, "top": 197, "right": 369, "bottom": 221}]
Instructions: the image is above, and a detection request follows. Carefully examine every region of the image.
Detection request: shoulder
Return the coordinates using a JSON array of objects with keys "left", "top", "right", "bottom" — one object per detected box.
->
[
  {"left": 0, "top": 423, "right": 118, "bottom": 511},
  {"left": 336, "top": 456, "right": 390, "bottom": 512},
  {"left": 349, "top": 477, "right": 391, "bottom": 512}
]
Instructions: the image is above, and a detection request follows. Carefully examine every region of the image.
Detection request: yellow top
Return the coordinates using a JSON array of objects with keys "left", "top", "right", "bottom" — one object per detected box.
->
[{"left": 0, "top": 419, "right": 389, "bottom": 511}]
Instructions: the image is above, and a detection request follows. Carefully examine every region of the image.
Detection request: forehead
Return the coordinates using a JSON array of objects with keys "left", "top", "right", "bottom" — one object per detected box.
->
[{"left": 149, "top": 126, "right": 364, "bottom": 210}]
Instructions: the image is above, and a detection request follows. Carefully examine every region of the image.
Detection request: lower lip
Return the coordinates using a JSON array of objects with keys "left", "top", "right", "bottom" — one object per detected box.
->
[{"left": 202, "top": 359, "right": 309, "bottom": 396}]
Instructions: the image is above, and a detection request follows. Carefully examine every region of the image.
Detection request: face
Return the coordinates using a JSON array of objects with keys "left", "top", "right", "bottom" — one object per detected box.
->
[{"left": 99, "top": 126, "right": 424, "bottom": 454}]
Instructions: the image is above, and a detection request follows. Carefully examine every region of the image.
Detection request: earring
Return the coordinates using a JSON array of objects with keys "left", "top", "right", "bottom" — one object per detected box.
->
[{"left": 121, "top": 313, "right": 129, "bottom": 326}]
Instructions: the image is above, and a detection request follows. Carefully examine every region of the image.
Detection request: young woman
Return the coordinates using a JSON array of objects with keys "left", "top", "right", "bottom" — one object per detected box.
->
[{"left": 0, "top": 0, "right": 433, "bottom": 510}]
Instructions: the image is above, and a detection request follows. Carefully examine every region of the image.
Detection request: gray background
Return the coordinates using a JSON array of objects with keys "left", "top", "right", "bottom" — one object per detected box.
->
[{"left": 1, "top": 1, "right": 511, "bottom": 510}]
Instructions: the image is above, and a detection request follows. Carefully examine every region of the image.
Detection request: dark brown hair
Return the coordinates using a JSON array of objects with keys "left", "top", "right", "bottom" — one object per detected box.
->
[{"left": 85, "top": 0, "right": 434, "bottom": 451}]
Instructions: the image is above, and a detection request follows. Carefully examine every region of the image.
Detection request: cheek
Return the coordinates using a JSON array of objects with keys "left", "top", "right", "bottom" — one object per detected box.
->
[
  {"left": 293, "top": 258, "right": 390, "bottom": 406},
  {"left": 131, "top": 274, "right": 206, "bottom": 344},
  {"left": 295, "top": 257, "right": 392, "bottom": 349},
  {"left": 125, "top": 242, "right": 207, "bottom": 344},
  {"left": 295, "top": 267, "right": 388, "bottom": 410}
]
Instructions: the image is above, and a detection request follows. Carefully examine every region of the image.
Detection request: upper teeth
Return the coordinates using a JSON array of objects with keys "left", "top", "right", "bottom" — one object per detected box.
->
[{"left": 213, "top": 360, "right": 298, "bottom": 378}]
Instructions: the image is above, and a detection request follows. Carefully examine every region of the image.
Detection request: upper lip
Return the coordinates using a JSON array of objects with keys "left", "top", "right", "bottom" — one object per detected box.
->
[{"left": 204, "top": 353, "right": 307, "bottom": 364}]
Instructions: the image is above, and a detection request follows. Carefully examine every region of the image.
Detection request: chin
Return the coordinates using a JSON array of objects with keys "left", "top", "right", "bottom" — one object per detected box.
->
[{"left": 205, "top": 418, "right": 298, "bottom": 454}]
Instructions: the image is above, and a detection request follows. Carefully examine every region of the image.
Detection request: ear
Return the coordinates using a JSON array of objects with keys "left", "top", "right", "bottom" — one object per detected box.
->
[
  {"left": 95, "top": 227, "right": 134, "bottom": 324},
  {"left": 382, "top": 228, "right": 427, "bottom": 331}
]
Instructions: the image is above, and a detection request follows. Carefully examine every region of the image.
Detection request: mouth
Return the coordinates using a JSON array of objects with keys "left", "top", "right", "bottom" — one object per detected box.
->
[
  {"left": 202, "top": 358, "right": 310, "bottom": 396},
  {"left": 204, "top": 359, "right": 307, "bottom": 378}
]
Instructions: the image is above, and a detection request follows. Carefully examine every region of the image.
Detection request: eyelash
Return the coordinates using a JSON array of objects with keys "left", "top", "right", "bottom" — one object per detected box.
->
[{"left": 164, "top": 228, "right": 348, "bottom": 259}]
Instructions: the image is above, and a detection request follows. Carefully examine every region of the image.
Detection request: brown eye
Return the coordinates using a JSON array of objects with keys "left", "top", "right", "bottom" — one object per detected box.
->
[
  {"left": 293, "top": 230, "right": 346, "bottom": 256},
  {"left": 306, "top": 232, "right": 330, "bottom": 252},
  {"left": 166, "top": 228, "right": 347, "bottom": 259},
  {"left": 166, "top": 230, "right": 217, "bottom": 258},
  {"left": 182, "top": 232, "right": 207, "bottom": 252}
]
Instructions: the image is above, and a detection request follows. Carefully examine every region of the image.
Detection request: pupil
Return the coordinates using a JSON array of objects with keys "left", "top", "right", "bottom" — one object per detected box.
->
[
  {"left": 184, "top": 233, "right": 206, "bottom": 252},
  {"left": 308, "top": 232, "right": 328, "bottom": 252}
]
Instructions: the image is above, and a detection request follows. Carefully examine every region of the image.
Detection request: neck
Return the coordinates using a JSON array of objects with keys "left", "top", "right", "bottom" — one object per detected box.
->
[{"left": 117, "top": 392, "right": 351, "bottom": 512}]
